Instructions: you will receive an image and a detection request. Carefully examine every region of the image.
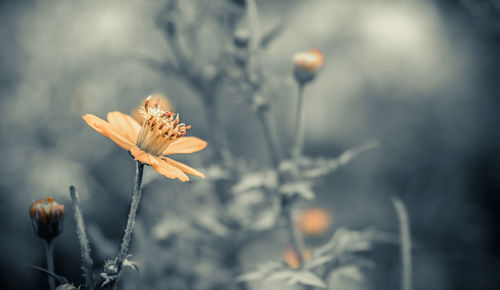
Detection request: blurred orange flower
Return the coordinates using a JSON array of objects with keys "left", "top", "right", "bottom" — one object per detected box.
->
[
  {"left": 293, "top": 48, "right": 324, "bottom": 83},
  {"left": 299, "top": 208, "right": 332, "bottom": 236},
  {"left": 131, "top": 93, "right": 173, "bottom": 124},
  {"left": 83, "top": 96, "right": 206, "bottom": 182},
  {"left": 283, "top": 244, "right": 311, "bottom": 269}
]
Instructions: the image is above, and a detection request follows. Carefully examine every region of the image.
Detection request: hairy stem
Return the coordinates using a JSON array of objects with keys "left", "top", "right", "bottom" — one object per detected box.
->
[
  {"left": 44, "top": 241, "right": 55, "bottom": 290},
  {"left": 392, "top": 197, "right": 412, "bottom": 290},
  {"left": 70, "top": 186, "right": 94, "bottom": 290},
  {"left": 113, "top": 161, "right": 145, "bottom": 277},
  {"left": 292, "top": 83, "right": 305, "bottom": 159}
]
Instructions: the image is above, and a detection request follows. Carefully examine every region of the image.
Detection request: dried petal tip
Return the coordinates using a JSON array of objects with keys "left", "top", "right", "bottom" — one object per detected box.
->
[
  {"left": 293, "top": 48, "right": 324, "bottom": 84},
  {"left": 30, "top": 197, "right": 65, "bottom": 241}
]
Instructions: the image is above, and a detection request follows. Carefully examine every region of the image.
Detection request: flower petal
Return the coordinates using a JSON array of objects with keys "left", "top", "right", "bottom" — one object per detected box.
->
[
  {"left": 82, "top": 114, "right": 109, "bottom": 134},
  {"left": 162, "top": 137, "right": 207, "bottom": 155},
  {"left": 162, "top": 157, "right": 204, "bottom": 179},
  {"left": 107, "top": 111, "right": 141, "bottom": 142},
  {"left": 152, "top": 158, "right": 189, "bottom": 182},
  {"left": 83, "top": 114, "right": 134, "bottom": 150},
  {"left": 130, "top": 146, "right": 160, "bottom": 166}
]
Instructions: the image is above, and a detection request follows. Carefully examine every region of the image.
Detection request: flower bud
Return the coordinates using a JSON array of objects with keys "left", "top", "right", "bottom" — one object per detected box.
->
[
  {"left": 30, "top": 197, "right": 65, "bottom": 241},
  {"left": 293, "top": 48, "right": 324, "bottom": 84}
]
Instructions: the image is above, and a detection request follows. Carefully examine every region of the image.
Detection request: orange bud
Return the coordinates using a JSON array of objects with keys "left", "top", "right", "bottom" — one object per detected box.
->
[
  {"left": 299, "top": 208, "right": 332, "bottom": 236},
  {"left": 293, "top": 48, "right": 324, "bottom": 84},
  {"left": 30, "top": 197, "right": 65, "bottom": 241}
]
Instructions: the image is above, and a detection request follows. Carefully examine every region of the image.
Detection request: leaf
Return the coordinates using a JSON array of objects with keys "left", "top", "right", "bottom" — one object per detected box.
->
[
  {"left": 302, "top": 140, "right": 380, "bottom": 179},
  {"left": 194, "top": 211, "right": 229, "bottom": 237},
  {"left": 232, "top": 170, "right": 277, "bottom": 194},
  {"left": 123, "top": 255, "right": 140, "bottom": 272},
  {"left": 329, "top": 265, "right": 363, "bottom": 282},
  {"left": 260, "top": 22, "right": 284, "bottom": 49},
  {"left": 236, "top": 271, "right": 264, "bottom": 282},
  {"left": 289, "top": 271, "right": 328, "bottom": 288},
  {"left": 267, "top": 269, "right": 296, "bottom": 282},
  {"left": 305, "top": 254, "right": 336, "bottom": 270},
  {"left": 279, "top": 181, "right": 315, "bottom": 200},
  {"left": 237, "top": 261, "right": 283, "bottom": 282}
]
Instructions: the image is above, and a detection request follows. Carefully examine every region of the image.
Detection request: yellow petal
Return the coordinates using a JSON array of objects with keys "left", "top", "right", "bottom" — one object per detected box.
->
[
  {"left": 107, "top": 111, "right": 141, "bottom": 142},
  {"left": 130, "top": 146, "right": 160, "bottom": 166},
  {"left": 162, "top": 137, "right": 207, "bottom": 155},
  {"left": 83, "top": 114, "right": 134, "bottom": 150},
  {"left": 162, "top": 157, "right": 204, "bottom": 178},
  {"left": 152, "top": 158, "right": 189, "bottom": 182}
]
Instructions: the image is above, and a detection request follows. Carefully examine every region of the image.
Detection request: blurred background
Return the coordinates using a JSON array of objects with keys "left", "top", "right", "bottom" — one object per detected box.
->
[{"left": 1, "top": 0, "right": 499, "bottom": 289}]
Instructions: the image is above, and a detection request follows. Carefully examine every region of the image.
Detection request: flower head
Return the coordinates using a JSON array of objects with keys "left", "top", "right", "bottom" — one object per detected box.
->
[
  {"left": 293, "top": 48, "right": 324, "bottom": 84},
  {"left": 30, "top": 197, "right": 65, "bottom": 241},
  {"left": 83, "top": 95, "right": 206, "bottom": 181},
  {"left": 299, "top": 208, "right": 332, "bottom": 236}
]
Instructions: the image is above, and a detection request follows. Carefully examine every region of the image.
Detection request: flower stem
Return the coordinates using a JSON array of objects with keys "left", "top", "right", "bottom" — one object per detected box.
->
[
  {"left": 244, "top": 0, "right": 305, "bottom": 271},
  {"left": 292, "top": 83, "right": 305, "bottom": 159},
  {"left": 392, "top": 197, "right": 412, "bottom": 290},
  {"left": 113, "top": 161, "right": 145, "bottom": 277},
  {"left": 282, "top": 197, "right": 304, "bottom": 267},
  {"left": 257, "top": 108, "right": 282, "bottom": 170},
  {"left": 44, "top": 240, "right": 55, "bottom": 290},
  {"left": 70, "top": 186, "right": 94, "bottom": 290}
]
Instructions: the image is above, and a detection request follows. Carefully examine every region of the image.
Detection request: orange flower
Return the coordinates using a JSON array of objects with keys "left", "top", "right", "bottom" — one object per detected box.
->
[
  {"left": 83, "top": 96, "right": 206, "bottom": 182},
  {"left": 299, "top": 208, "right": 332, "bottom": 236},
  {"left": 283, "top": 244, "right": 311, "bottom": 269},
  {"left": 293, "top": 48, "right": 324, "bottom": 84},
  {"left": 131, "top": 93, "right": 173, "bottom": 124}
]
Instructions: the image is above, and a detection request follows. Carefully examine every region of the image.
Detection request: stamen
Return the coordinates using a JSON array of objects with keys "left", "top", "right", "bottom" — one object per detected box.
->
[{"left": 135, "top": 99, "right": 192, "bottom": 156}]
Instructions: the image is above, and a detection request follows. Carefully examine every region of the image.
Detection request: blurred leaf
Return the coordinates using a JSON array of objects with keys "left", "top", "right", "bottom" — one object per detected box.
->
[
  {"left": 302, "top": 140, "right": 380, "bottom": 179},
  {"left": 288, "top": 271, "right": 327, "bottom": 288},
  {"left": 278, "top": 181, "right": 315, "bottom": 200},
  {"left": 305, "top": 254, "right": 336, "bottom": 270},
  {"left": 236, "top": 261, "right": 282, "bottom": 282},
  {"left": 194, "top": 210, "right": 230, "bottom": 237},
  {"left": 231, "top": 170, "right": 278, "bottom": 194},
  {"left": 260, "top": 22, "right": 284, "bottom": 49},
  {"left": 329, "top": 265, "right": 363, "bottom": 282}
]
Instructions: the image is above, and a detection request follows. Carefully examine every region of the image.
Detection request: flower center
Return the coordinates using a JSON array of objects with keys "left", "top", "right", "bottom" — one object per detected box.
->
[{"left": 135, "top": 96, "right": 191, "bottom": 156}]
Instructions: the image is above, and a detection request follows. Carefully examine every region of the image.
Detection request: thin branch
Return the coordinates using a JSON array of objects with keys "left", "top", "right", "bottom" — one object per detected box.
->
[
  {"left": 70, "top": 186, "right": 94, "bottom": 290},
  {"left": 28, "top": 265, "right": 67, "bottom": 284},
  {"left": 392, "top": 197, "right": 412, "bottom": 290}
]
